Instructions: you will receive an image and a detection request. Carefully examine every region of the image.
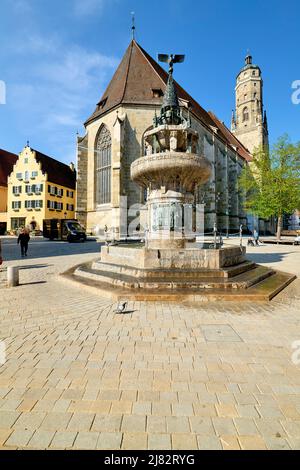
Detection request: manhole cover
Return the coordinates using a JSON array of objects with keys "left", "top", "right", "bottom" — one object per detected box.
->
[{"left": 201, "top": 324, "right": 243, "bottom": 342}]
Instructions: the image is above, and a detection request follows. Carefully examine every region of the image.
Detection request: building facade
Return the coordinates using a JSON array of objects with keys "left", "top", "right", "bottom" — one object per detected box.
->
[
  {"left": 0, "top": 149, "right": 18, "bottom": 234},
  {"left": 7, "top": 145, "right": 76, "bottom": 232},
  {"left": 76, "top": 41, "right": 267, "bottom": 237}
]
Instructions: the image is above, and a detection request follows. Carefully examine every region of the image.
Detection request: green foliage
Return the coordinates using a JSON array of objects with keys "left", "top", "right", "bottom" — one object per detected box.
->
[{"left": 239, "top": 135, "right": 300, "bottom": 223}]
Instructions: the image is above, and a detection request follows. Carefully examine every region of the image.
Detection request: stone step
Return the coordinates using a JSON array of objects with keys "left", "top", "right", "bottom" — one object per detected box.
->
[
  {"left": 75, "top": 263, "right": 274, "bottom": 291},
  {"left": 63, "top": 265, "right": 296, "bottom": 302},
  {"left": 229, "top": 265, "right": 274, "bottom": 288},
  {"left": 91, "top": 260, "right": 256, "bottom": 280}
]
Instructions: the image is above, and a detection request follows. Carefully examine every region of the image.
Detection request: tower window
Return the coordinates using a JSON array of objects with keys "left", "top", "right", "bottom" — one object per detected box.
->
[
  {"left": 242, "top": 107, "right": 249, "bottom": 122},
  {"left": 254, "top": 82, "right": 257, "bottom": 86},
  {"left": 252, "top": 71, "right": 256, "bottom": 76},
  {"left": 253, "top": 92, "right": 257, "bottom": 98},
  {"left": 244, "top": 94, "right": 247, "bottom": 100}
]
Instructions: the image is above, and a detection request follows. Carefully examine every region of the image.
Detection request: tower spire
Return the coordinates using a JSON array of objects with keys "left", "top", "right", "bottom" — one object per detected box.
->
[
  {"left": 245, "top": 49, "right": 252, "bottom": 65},
  {"left": 131, "top": 12, "right": 135, "bottom": 40}
]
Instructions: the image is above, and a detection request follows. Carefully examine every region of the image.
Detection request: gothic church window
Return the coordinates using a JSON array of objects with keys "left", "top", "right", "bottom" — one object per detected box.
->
[{"left": 95, "top": 125, "right": 111, "bottom": 205}]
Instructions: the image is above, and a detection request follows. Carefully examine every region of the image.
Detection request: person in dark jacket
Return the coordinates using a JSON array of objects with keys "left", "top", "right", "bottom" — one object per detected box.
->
[{"left": 18, "top": 228, "right": 30, "bottom": 257}]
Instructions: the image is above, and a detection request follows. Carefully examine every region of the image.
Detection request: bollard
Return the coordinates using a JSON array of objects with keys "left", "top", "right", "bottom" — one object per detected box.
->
[{"left": 7, "top": 266, "right": 19, "bottom": 287}]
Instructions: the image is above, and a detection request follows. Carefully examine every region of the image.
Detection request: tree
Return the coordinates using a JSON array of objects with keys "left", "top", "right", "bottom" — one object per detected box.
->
[{"left": 238, "top": 135, "right": 300, "bottom": 240}]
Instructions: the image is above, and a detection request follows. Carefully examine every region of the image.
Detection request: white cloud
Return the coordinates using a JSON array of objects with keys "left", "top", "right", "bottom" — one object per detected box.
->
[
  {"left": 8, "top": 33, "right": 119, "bottom": 162},
  {"left": 73, "top": 0, "right": 106, "bottom": 16},
  {"left": 12, "top": 0, "right": 33, "bottom": 14},
  {"left": 11, "top": 34, "right": 60, "bottom": 55}
]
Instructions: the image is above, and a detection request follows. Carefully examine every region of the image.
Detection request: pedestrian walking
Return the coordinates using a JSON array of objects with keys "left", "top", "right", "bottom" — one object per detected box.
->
[
  {"left": 253, "top": 228, "right": 259, "bottom": 246},
  {"left": 17, "top": 228, "right": 30, "bottom": 257}
]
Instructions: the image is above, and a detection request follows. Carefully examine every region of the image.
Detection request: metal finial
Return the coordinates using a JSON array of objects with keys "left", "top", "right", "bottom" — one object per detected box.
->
[
  {"left": 158, "top": 53, "right": 185, "bottom": 75},
  {"left": 26, "top": 140, "right": 30, "bottom": 147},
  {"left": 131, "top": 12, "right": 135, "bottom": 40}
]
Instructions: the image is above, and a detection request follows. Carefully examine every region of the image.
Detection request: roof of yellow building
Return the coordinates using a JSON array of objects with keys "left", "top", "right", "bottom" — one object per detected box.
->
[
  {"left": 32, "top": 149, "right": 76, "bottom": 190},
  {"left": 0, "top": 149, "right": 18, "bottom": 186}
]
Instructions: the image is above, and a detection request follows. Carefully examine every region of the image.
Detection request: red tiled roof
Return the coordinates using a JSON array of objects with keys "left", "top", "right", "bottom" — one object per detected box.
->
[
  {"left": 0, "top": 149, "right": 18, "bottom": 186},
  {"left": 33, "top": 150, "right": 76, "bottom": 189},
  {"left": 85, "top": 40, "right": 219, "bottom": 129},
  {"left": 85, "top": 40, "right": 252, "bottom": 162},
  {"left": 208, "top": 112, "right": 252, "bottom": 162}
]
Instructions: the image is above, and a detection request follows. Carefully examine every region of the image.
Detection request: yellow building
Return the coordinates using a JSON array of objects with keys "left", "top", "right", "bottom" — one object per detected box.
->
[
  {"left": 0, "top": 149, "right": 18, "bottom": 234},
  {"left": 7, "top": 145, "right": 76, "bottom": 232}
]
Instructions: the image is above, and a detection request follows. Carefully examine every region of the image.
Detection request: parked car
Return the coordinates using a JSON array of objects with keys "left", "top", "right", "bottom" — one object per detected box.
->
[{"left": 43, "top": 219, "right": 86, "bottom": 242}]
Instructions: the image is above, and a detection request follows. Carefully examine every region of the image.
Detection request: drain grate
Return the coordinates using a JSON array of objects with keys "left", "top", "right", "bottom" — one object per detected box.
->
[{"left": 201, "top": 324, "right": 243, "bottom": 342}]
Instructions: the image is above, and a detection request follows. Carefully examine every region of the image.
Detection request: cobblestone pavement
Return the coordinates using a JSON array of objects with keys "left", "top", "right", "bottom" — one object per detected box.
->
[{"left": 0, "top": 239, "right": 300, "bottom": 450}]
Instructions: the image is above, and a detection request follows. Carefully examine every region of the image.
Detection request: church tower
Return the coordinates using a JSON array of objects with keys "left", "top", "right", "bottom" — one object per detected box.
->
[{"left": 231, "top": 53, "right": 268, "bottom": 154}]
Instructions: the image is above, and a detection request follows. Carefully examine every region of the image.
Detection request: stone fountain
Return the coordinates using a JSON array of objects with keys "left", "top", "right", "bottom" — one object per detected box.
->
[{"left": 69, "top": 55, "right": 295, "bottom": 301}]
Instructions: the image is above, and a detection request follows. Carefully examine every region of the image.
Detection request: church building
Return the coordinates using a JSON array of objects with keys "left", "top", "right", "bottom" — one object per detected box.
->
[{"left": 76, "top": 40, "right": 269, "bottom": 237}]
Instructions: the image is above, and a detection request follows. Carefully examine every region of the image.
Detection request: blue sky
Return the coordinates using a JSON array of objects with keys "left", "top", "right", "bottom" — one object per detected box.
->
[{"left": 0, "top": 0, "right": 299, "bottom": 164}]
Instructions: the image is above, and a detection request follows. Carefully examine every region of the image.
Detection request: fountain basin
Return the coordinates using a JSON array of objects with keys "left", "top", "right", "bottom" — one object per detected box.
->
[{"left": 131, "top": 152, "right": 211, "bottom": 191}]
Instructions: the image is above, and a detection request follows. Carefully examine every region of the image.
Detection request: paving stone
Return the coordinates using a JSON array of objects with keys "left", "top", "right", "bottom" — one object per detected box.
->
[
  {"left": 171, "top": 433, "right": 198, "bottom": 450},
  {"left": 40, "top": 412, "right": 72, "bottom": 431},
  {"left": 73, "top": 431, "right": 100, "bottom": 450},
  {"left": 92, "top": 414, "right": 122, "bottom": 432},
  {"left": 220, "top": 435, "right": 241, "bottom": 450},
  {"left": 280, "top": 420, "right": 300, "bottom": 437},
  {"left": 27, "top": 430, "right": 55, "bottom": 449},
  {"left": 233, "top": 418, "right": 259, "bottom": 436},
  {"left": 264, "top": 437, "right": 291, "bottom": 450},
  {"left": 193, "top": 404, "right": 217, "bottom": 417},
  {"left": 0, "top": 411, "right": 21, "bottom": 428},
  {"left": 236, "top": 404, "right": 260, "bottom": 418},
  {"left": 189, "top": 417, "right": 215, "bottom": 435},
  {"left": 215, "top": 404, "right": 239, "bottom": 418},
  {"left": 166, "top": 416, "right": 190, "bottom": 433},
  {"left": 110, "top": 401, "right": 132, "bottom": 415},
  {"left": 5, "top": 429, "right": 33, "bottom": 447},
  {"left": 50, "top": 431, "right": 77, "bottom": 449},
  {"left": 14, "top": 412, "right": 46, "bottom": 430},
  {"left": 238, "top": 435, "right": 267, "bottom": 450},
  {"left": 196, "top": 435, "right": 222, "bottom": 450},
  {"left": 152, "top": 402, "right": 172, "bottom": 416},
  {"left": 256, "top": 405, "right": 284, "bottom": 419},
  {"left": 148, "top": 433, "right": 172, "bottom": 450},
  {"left": 67, "top": 413, "right": 95, "bottom": 431},
  {"left": 0, "top": 429, "right": 13, "bottom": 446},
  {"left": 121, "top": 415, "right": 146, "bottom": 433},
  {"left": 212, "top": 417, "right": 236, "bottom": 436},
  {"left": 96, "top": 431, "right": 122, "bottom": 449},
  {"left": 171, "top": 403, "right": 194, "bottom": 417},
  {"left": 147, "top": 416, "right": 167, "bottom": 433},
  {"left": 254, "top": 418, "right": 287, "bottom": 437},
  {"left": 132, "top": 402, "right": 151, "bottom": 415},
  {"left": 122, "top": 432, "right": 147, "bottom": 450}
]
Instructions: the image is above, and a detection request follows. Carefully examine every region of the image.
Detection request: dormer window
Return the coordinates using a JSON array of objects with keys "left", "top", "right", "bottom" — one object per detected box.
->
[
  {"left": 152, "top": 88, "right": 163, "bottom": 98},
  {"left": 97, "top": 97, "right": 107, "bottom": 109}
]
